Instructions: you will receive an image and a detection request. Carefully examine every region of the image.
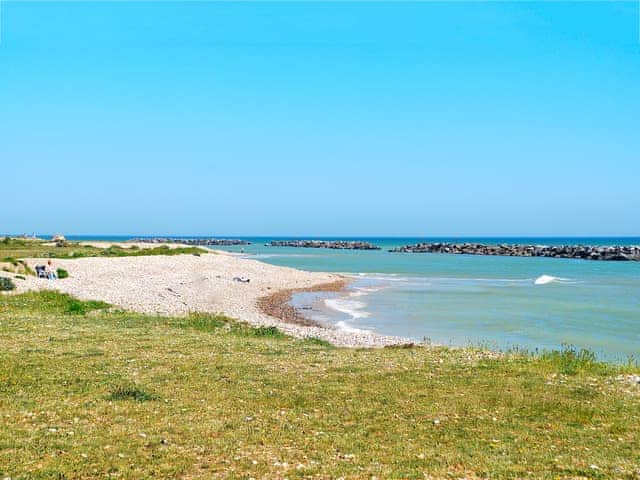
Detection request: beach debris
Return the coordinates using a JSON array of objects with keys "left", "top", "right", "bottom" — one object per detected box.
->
[{"left": 233, "top": 277, "right": 250, "bottom": 283}]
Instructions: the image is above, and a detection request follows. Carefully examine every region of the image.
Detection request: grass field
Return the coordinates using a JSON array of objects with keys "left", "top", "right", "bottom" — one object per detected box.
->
[
  {"left": 1, "top": 290, "right": 639, "bottom": 479},
  {"left": 0, "top": 237, "right": 207, "bottom": 265}
]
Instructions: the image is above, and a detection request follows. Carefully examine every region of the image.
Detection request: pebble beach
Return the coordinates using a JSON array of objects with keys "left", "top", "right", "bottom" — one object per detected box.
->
[{"left": 6, "top": 249, "right": 406, "bottom": 347}]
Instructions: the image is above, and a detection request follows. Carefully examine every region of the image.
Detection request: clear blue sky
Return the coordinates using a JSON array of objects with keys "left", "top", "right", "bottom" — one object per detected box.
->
[{"left": 1, "top": 1, "right": 639, "bottom": 237}]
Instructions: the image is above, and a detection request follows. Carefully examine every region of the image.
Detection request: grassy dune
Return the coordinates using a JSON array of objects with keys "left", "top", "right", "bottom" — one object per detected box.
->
[
  {"left": 0, "top": 237, "right": 207, "bottom": 263},
  {"left": 1, "top": 291, "right": 639, "bottom": 479}
]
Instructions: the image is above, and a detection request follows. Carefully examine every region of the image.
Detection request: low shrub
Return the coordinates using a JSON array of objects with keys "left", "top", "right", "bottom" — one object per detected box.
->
[
  {"left": 2, "top": 257, "right": 18, "bottom": 266},
  {"left": 301, "top": 337, "right": 334, "bottom": 348},
  {"left": 251, "top": 326, "right": 285, "bottom": 338},
  {"left": 187, "top": 312, "right": 228, "bottom": 332},
  {"left": 65, "top": 298, "right": 109, "bottom": 315},
  {"left": 0, "top": 291, "right": 110, "bottom": 315},
  {"left": 231, "top": 324, "right": 286, "bottom": 339},
  {"left": 384, "top": 342, "right": 416, "bottom": 349},
  {"left": 1, "top": 258, "right": 35, "bottom": 276},
  {"left": 57, "top": 268, "right": 69, "bottom": 279},
  {"left": 0, "top": 277, "right": 16, "bottom": 291},
  {"left": 540, "top": 344, "right": 603, "bottom": 375},
  {"left": 107, "top": 383, "right": 157, "bottom": 402}
]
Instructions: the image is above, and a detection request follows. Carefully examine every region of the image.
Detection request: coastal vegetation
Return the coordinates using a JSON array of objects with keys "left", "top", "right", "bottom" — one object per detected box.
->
[
  {"left": 1, "top": 290, "right": 639, "bottom": 478},
  {"left": 56, "top": 268, "right": 69, "bottom": 279},
  {"left": 0, "top": 237, "right": 208, "bottom": 262},
  {"left": 0, "top": 277, "right": 16, "bottom": 291},
  {"left": 0, "top": 257, "right": 35, "bottom": 276}
]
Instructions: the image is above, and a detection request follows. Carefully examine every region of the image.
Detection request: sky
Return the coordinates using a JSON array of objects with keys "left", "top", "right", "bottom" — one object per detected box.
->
[{"left": 1, "top": 1, "right": 639, "bottom": 237}]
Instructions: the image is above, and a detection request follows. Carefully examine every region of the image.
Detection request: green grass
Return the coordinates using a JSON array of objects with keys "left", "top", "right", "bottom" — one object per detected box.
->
[
  {"left": 1, "top": 291, "right": 639, "bottom": 479},
  {"left": 301, "top": 336, "right": 336, "bottom": 348},
  {"left": 107, "top": 383, "right": 158, "bottom": 402},
  {"left": 1, "top": 256, "right": 36, "bottom": 276},
  {"left": 540, "top": 344, "right": 606, "bottom": 376},
  {"left": 0, "top": 237, "right": 208, "bottom": 260},
  {"left": 56, "top": 268, "right": 69, "bottom": 279},
  {"left": 0, "top": 276, "right": 16, "bottom": 291}
]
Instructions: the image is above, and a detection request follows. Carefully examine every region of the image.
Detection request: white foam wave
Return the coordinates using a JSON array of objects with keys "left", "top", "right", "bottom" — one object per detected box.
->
[
  {"left": 252, "top": 253, "right": 314, "bottom": 259},
  {"left": 534, "top": 275, "right": 572, "bottom": 285},
  {"left": 427, "top": 277, "right": 529, "bottom": 284},
  {"left": 335, "top": 320, "right": 370, "bottom": 334},
  {"left": 349, "top": 286, "right": 384, "bottom": 297},
  {"left": 325, "top": 298, "right": 371, "bottom": 319},
  {"left": 352, "top": 274, "right": 532, "bottom": 285},
  {"left": 362, "top": 275, "right": 413, "bottom": 282}
]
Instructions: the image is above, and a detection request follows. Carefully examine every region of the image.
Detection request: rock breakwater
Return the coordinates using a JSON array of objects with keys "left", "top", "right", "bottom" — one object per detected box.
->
[
  {"left": 390, "top": 242, "right": 640, "bottom": 261},
  {"left": 267, "top": 240, "right": 381, "bottom": 250},
  {"left": 130, "top": 237, "right": 251, "bottom": 246}
]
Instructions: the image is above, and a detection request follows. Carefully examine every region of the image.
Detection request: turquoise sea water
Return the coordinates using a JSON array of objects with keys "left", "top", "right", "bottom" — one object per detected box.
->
[{"left": 69, "top": 236, "right": 640, "bottom": 361}]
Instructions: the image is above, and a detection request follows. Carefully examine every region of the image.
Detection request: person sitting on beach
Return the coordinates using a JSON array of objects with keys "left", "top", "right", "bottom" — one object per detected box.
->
[{"left": 45, "top": 260, "right": 57, "bottom": 280}]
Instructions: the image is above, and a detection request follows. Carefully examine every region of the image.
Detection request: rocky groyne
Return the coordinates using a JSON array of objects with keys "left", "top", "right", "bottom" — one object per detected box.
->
[
  {"left": 390, "top": 242, "right": 640, "bottom": 261},
  {"left": 130, "top": 237, "right": 251, "bottom": 246},
  {"left": 267, "top": 240, "right": 381, "bottom": 250}
]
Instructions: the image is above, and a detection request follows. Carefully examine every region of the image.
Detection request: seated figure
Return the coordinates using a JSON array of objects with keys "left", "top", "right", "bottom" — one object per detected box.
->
[{"left": 45, "top": 260, "right": 57, "bottom": 280}]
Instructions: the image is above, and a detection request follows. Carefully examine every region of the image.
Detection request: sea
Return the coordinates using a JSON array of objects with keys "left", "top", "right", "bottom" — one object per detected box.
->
[{"left": 68, "top": 236, "right": 640, "bottom": 361}]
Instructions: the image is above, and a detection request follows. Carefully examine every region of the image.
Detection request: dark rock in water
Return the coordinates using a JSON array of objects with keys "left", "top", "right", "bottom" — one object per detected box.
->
[
  {"left": 130, "top": 237, "right": 251, "bottom": 246},
  {"left": 267, "top": 240, "right": 381, "bottom": 250},
  {"left": 389, "top": 242, "right": 640, "bottom": 262}
]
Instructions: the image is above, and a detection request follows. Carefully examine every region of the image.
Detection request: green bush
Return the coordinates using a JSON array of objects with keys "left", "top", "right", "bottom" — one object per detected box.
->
[
  {"left": 230, "top": 324, "right": 286, "bottom": 339},
  {"left": 540, "top": 344, "right": 602, "bottom": 375},
  {"left": 187, "top": 312, "right": 228, "bottom": 332},
  {"left": 0, "top": 277, "right": 16, "bottom": 291},
  {"left": 57, "top": 268, "right": 69, "bottom": 279},
  {"left": 301, "top": 337, "right": 334, "bottom": 348},
  {"left": 0, "top": 290, "right": 110, "bottom": 315},
  {"left": 2, "top": 256, "right": 18, "bottom": 266},
  {"left": 65, "top": 298, "right": 109, "bottom": 315},
  {"left": 107, "top": 383, "right": 157, "bottom": 402}
]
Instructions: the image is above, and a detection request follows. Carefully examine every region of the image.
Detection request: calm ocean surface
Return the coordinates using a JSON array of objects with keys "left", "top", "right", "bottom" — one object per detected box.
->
[{"left": 71, "top": 236, "right": 640, "bottom": 361}]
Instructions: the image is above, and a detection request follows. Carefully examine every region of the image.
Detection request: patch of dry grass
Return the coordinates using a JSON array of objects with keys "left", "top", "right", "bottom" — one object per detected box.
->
[{"left": 0, "top": 237, "right": 207, "bottom": 260}]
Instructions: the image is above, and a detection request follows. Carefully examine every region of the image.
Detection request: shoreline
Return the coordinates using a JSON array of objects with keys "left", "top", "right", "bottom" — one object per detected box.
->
[
  {"left": 257, "top": 279, "right": 349, "bottom": 328},
  {"left": 3, "top": 247, "right": 408, "bottom": 347}
]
